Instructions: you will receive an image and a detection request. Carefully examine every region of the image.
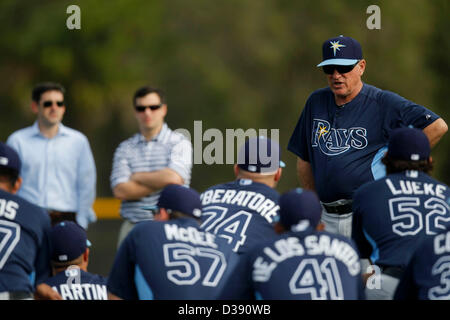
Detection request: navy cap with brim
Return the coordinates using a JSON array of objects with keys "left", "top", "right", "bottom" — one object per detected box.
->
[
  {"left": 142, "top": 184, "right": 202, "bottom": 218},
  {"left": 317, "top": 35, "right": 363, "bottom": 67},
  {"left": 317, "top": 58, "right": 360, "bottom": 67},
  {"left": 50, "top": 221, "right": 91, "bottom": 263},
  {"left": 237, "top": 136, "right": 285, "bottom": 174},
  {"left": 279, "top": 188, "right": 322, "bottom": 230},
  {"left": 0, "top": 142, "right": 21, "bottom": 173}
]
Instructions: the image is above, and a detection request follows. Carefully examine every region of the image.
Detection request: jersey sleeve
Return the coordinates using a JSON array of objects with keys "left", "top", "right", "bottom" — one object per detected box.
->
[
  {"left": 380, "top": 90, "right": 440, "bottom": 130},
  {"left": 107, "top": 232, "right": 138, "bottom": 300},
  {"left": 33, "top": 213, "right": 53, "bottom": 286},
  {"left": 287, "top": 98, "right": 312, "bottom": 162}
]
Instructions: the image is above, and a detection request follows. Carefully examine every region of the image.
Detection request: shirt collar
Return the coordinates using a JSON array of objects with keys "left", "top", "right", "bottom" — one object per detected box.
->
[
  {"left": 138, "top": 123, "right": 168, "bottom": 143},
  {"left": 31, "top": 121, "right": 69, "bottom": 137}
]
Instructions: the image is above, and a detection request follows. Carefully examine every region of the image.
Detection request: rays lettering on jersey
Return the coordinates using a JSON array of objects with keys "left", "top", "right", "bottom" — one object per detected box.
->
[{"left": 311, "top": 119, "right": 368, "bottom": 156}]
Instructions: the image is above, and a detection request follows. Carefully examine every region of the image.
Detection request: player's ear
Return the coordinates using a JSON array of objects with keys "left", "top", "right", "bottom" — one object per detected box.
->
[
  {"left": 83, "top": 248, "right": 89, "bottom": 263},
  {"left": 316, "top": 222, "right": 325, "bottom": 231},
  {"left": 428, "top": 156, "right": 433, "bottom": 164},
  {"left": 155, "top": 208, "right": 169, "bottom": 221},
  {"left": 274, "top": 168, "right": 282, "bottom": 182},
  {"left": 233, "top": 164, "right": 240, "bottom": 177},
  {"left": 358, "top": 59, "right": 366, "bottom": 76},
  {"left": 274, "top": 222, "right": 285, "bottom": 234},
  {"left": 11, "top": 176, "right": 22, "bottom": 194}
]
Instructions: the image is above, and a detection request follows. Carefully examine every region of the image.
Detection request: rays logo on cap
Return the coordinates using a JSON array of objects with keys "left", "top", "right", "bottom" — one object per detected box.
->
[{"left": 329, "top": 40, "right": 346, "bottom": 56}]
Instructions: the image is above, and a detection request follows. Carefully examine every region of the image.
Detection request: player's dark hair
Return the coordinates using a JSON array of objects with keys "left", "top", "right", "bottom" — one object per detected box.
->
[
  {"left": 0, "top": 167, "right": 19, "bottom": 187},
  {"left": 133, "top": 86, "right": 166, "bottom": 106},
  {"left": 382, "top": 156, "right": 433, "bottom": 174},
  {"left": 32, "top": 82, "right": 65, "bottom": 102}
]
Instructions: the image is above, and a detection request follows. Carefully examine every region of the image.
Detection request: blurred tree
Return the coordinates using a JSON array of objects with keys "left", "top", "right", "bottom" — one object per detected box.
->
[{"left": 0, "top": 0, "right": 448, "bottom": 202}]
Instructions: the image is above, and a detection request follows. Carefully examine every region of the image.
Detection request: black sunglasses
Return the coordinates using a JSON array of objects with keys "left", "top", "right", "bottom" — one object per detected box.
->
[
  {"left": 135, "top": 104, "right": 163, "bottom": 112},
  {"left": 322, "top": 61, "right": 359, "bottom": 75},
  {"left": 42, "top": 100, "right": 64, "bottom": 108}
]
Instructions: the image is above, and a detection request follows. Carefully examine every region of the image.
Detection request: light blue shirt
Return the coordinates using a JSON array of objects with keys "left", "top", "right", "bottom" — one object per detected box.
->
[{"left": 7, "top": 121, "right": 97, "bottom": 228}]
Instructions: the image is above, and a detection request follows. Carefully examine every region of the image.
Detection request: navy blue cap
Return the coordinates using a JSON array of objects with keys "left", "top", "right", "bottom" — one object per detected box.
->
[
  {"left": 147, "top": 184, "right": 202, "bottom": 218},
  {"left": 237, "top": 136, "right": 286, "bottom": 174},
  {"left": 387, "top": 128, "right": 430, "bottom": 161},
  {"left": 317, "top": 35, "right": 363, "bottom": 67},
  {"left": 279, "top": 188, "right": 322, "bottom": 230},
  {"left": 50, "top": 221, "right": 91, "bottom": 262},
  {"left": 0, "top": 142, "right": 21, "bottom": 174}
]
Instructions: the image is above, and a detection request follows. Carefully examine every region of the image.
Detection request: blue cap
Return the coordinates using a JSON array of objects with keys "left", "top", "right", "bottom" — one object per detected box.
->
[
  {"left": 0, "top": 142, "right": 21, "bottom": 174},
  {"left": 50, "top": 221, "right": 91, "bottom": 262},
  {"left": 387, "top": 128, "right": 430, "bottom": 161},
  {"left": 317, "top": 35, "right": 363, "bottom": 67},
  {"left": 279, "top": 188, "right": 322, "bottom": 230},
  {"left": 146, "top": 184, "right": 202, "bottom": 218},
  {"left": 237, "top": 136, "right": 286, "bottom": 174}
]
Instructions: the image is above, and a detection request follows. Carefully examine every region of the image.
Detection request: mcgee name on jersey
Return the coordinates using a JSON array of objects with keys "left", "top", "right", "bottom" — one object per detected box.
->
[
  {"left": 253, "top": 234, "right": 360, "bottom": 282},
  {"left": 311, "top": 119, "right": 368, "bottom": 156},
  {"left": 164, "top": 223, "right": 217, "bottom": 248},
  {"left": 201, "top": 189, "right": 279, "bottom": 223}
]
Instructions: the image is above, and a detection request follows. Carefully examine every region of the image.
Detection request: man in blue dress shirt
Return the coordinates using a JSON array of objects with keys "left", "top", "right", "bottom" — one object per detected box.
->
[{"left": 7, "top": 82, "right": 97, "bottom": 229}]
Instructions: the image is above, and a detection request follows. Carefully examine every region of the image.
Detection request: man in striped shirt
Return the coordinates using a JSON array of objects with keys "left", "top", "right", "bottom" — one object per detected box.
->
[{"left": 110, "top": 86, "right": 193, "bottom": 247}]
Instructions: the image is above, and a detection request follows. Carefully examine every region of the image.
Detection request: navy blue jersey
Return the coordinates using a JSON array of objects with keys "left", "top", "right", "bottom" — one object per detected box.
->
[
  {"left": 288, "top": 83, "right": 439, "bottom": 202},
  {"left": 352, "top": 171, "right": 450, "bottom": 268},
  {"left": 44, "top": 268, "right": 107, "bottom": 300},
  {"left": 107, "top": 218, "right": 239, "bottom": 300},
  {"left": 219, "top": 226, "right": 365, "bottom": 300},
  {"left": 0, "top": 189, "right": 52, "bottom": 292},
  {"left": 395, "top": 229, "right": 450, "bottom": 300},
  {"left": 200, "top": 179, "right": 280, "bottom": 253}
]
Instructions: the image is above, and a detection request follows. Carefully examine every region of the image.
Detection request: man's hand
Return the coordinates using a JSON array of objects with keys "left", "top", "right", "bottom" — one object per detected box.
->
[{"left": 34, "top": 283, "right": 63, "bottom": 300}]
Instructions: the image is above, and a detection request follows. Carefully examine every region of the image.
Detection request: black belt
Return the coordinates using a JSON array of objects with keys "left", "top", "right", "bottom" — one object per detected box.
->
[
  {"left": 380, "top": 266, "right": 404, "bottom": 279},
  {"left": 322, "top": 203, "right": 353, "bottom": 215},
  {"left": 0, "top": 291, "right": 33, "bottom": 300}
]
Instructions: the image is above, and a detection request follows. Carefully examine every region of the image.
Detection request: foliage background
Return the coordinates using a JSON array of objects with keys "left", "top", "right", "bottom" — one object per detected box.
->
[
  {"left": 0, "top": 0, "right": 448, "bottom": 276},
  {"left": 1, "top": 0, "right": 448, "bottom": 196}
]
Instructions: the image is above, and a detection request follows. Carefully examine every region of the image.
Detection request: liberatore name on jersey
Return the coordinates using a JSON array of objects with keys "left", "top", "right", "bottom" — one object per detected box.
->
[{"left": 201, "top": 188, "right": 279, "bottom": 224}]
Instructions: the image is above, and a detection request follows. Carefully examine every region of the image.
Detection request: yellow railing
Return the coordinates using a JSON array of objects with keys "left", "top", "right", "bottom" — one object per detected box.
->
[{"left": 93, "top": 198, "right": 121, "bottom": 219}]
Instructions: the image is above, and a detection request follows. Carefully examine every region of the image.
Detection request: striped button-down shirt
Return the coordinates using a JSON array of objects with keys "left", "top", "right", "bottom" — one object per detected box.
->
[{"left": 110, "top": 123, "right": 192, "bottom": 222}]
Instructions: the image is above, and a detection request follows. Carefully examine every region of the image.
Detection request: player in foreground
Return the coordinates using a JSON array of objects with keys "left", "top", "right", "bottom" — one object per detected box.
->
[
  {"left": 107, "top": 184, "right": 238, "bottom": 299},
  {"left": 352, "top": 127, "right": 450, "bottom": 299},
  {"left": 43, "top": 221, "right": 107, "bottom": 300},
  {"left": 394, "top": 227, "right": 450, "bottom": 300},
  {"left": 200, "top": 136, "right": 284, "bottom": 254},
  {"left": 0, "top": 142, "right": 60, "bottom": 300},
  {"left": 219, "top": 188, "right": 364, "bottom": 300}
]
